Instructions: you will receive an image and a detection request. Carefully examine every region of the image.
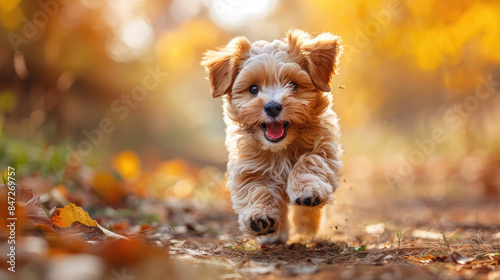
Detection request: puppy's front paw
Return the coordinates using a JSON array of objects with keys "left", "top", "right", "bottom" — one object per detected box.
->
[
  {"left": 287, "top": 180, "right": 332, "bottom": 207},
  {"left": 239, "top": 214, "right": 279, "bottom": 236},
  {"left": 294, "top": 196, "right": 322, "bottom": 207}
]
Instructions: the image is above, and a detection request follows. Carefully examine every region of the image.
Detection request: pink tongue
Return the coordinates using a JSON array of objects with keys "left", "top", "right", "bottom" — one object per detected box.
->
[{"left": 266, "top": 122, "right": 284, "bottom": 139}]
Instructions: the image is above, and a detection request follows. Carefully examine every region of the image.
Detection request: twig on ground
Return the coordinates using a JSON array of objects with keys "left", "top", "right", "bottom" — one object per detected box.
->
[{"left": 421, "top": 201, "right": 450, "bottom": 248}]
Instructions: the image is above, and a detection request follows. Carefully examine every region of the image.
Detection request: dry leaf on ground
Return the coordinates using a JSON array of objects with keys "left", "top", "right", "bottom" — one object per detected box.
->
[
  {"left": 23, "top": 195, "right": 55, "bottom": 232},
  {"left": 50, "top": 203, "right": 127, "bottom": 240}
]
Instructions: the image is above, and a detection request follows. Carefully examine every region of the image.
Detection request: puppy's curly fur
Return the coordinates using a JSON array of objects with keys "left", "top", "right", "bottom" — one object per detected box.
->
[{"left": 202, "top": 30, "right": 343, "bottom": 242}]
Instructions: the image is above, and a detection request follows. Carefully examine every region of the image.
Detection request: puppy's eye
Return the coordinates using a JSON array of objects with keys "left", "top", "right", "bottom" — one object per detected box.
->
[
  {"left": 289, "top": 82, "right": 298, "bottom": 91},
  {"left": 249, "top": 84, "right": 259, "bottom": 95}
]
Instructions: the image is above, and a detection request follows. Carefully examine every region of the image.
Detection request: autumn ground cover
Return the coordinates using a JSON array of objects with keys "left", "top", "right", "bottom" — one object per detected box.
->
[{"left": 1, "top": 146, "right": 499, "bottom": 280}]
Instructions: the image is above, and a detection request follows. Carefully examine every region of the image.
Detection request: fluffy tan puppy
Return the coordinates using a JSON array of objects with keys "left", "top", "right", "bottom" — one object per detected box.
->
[{"left": 202, "top": 29, "right": 343, "bottom": 243}]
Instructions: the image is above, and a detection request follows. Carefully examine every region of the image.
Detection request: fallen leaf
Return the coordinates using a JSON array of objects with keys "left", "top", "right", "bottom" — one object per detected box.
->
[
  {"left": 450, "top": 251, "right": 472, "bottom": 265},
  {"left": 23, "top": 195, "right": 54, "bottom": 232},
  {"left": 50, "top": 203, "right": 98, "bottom": 228},
  {"left": 18, "top": 187, "right": 34, "bottom": 203},
  {"left": 405, "top": 255, "right": 435, "bottom": 264},
  {"left": 98, "top": 225, "right": 128, "bottom": 240},
  {"left": 55, "top": 222, "right": 106, "bottom": 241},
  {"left": 50, "top": 203, "right": 126, "bottom": 240},
  {"left": 484, "top": 253, "right": 500, "bottom": 266},
  {"left": 407, "top": 252, "right": 474, "bottom": 265}
]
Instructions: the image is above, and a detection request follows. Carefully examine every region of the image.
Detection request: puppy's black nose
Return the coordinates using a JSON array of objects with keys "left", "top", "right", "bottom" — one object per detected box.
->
[{"left": 264, "top": 102, "right": 282, "bottom": 118}]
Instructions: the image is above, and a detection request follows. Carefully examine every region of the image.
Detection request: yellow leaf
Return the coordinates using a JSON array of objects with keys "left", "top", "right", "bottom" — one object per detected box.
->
[{"left": 50, "top": 203, "right": 98, "bottom": 228}]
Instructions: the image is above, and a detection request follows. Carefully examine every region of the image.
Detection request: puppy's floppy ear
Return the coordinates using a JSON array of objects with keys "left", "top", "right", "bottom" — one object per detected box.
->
[
  {"left": 201, "top": 37, "right": 251, "bottom": 98},
  {"left": 287, "top": 29, "right": 343, "bottom": 92}
]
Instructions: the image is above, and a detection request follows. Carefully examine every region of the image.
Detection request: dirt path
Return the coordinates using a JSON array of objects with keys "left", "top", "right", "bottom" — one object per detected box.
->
[
  {"left": 5, "top": 175, "right": 500, "bottom": 280},
  {"left": 162, "top": 197, "right": 500, "bottom": 279}
]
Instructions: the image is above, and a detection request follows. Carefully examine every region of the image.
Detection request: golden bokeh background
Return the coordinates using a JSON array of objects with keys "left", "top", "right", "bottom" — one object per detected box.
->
[{"left": 1, "top": 0, "right": 500, "bottom": 205}]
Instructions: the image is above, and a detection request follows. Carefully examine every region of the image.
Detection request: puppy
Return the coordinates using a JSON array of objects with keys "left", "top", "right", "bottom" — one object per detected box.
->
[{"left": 202, "top": 30, "right": 343, "bottom": 242}]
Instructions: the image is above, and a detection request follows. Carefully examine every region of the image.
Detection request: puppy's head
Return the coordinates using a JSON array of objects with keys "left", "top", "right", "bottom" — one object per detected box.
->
[{"left": 202, "top": 30, "right": 342, "bottom": 151}]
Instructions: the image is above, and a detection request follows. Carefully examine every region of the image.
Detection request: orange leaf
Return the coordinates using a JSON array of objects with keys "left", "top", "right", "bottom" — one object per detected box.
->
[
  {"left": 50, "top": 203, "right": 127, "bottom": 241},
  {"left": 50, "top": 203, "right": 98, "bottom": 228}
]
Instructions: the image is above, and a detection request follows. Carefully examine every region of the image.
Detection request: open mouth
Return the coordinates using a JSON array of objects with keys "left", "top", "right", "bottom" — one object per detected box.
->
[{"left": 260, "top": 121, "right": 290, "bottom": 143}]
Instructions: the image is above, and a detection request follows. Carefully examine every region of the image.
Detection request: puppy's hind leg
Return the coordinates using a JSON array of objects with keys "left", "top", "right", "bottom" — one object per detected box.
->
[{"left": 292, "top": 205, "right": 322, "bottom": 236}]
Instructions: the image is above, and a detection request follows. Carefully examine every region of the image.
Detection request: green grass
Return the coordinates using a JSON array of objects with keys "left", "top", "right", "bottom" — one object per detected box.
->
[{"left": 0, "top": 134, "right": 74, "bottom": 184}]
